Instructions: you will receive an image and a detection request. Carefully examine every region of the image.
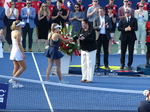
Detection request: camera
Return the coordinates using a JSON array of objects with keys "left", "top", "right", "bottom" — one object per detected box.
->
[{"left": 79, "top": 34, "right": 83, "bottom": 38}]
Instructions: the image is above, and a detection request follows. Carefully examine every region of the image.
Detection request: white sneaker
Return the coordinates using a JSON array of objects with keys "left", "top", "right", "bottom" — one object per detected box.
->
[
  {"left": 141, "top": 50, "right": 145, "bottom": 54},
  {"left": 59, "top": 80, "right": 69, "bottom": 84},
  {"left": 134, "top": 50, "right": 137, "bottom": 54},
  {"left": 117, "top": 49, "right": 121, "bottom": 54},
  {"left": 17, "top": 83, "right": 24, "bottom": 88},
  {"left": 9, "top": 79, "right": 18, "bottom": 88}
]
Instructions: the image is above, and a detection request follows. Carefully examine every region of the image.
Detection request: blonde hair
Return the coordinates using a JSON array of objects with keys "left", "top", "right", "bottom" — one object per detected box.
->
[
  {"left": 11, "top": 20, "right": 20, "bottom": 30},
  {"left": 39, "top": 3, "right": 50, "bottom": 17},
  {"left": 51, "top": 23, "right": 59, "bottom": 32}
]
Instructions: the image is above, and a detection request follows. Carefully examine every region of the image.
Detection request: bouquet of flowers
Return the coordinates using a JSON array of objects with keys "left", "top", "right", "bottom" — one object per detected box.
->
[{"left": 59, "top": 25, "right": 80, "bottom": 56}]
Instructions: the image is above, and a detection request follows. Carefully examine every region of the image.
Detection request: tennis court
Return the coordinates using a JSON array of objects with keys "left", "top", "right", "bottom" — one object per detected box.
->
[{"left": 0, "top": 53, "right": 149, "bottom": 112}]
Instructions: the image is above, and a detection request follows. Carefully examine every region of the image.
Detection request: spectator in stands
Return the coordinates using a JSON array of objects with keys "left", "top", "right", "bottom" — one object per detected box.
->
[
  {"left": 0, "top": 6, "right": 5, "bottom": 30},
  {"left": 87, "top": 0, "right": 100, "bottom": 28},
  {"left": 21, "top": 0, "right": 36, "bottom": 52},
  {"left": 134, "top": 3, "right": 148, "bottom": 54},
  {"left": 44, "top": 23, "right": 71, "bottom": 83},
  {"left": 61, "top": 0, "right": 69, "bottom": 28},
  {"left": 118, "top": 7, "right": 138, "bottom": 70},
  {"left": 52, "top": 0, "right": 67, "bottom": 28},
  {"left": 6, "top": 1, "right": 19, "bottom": 52},
  {"left": 76, "top": 0, "right": 85, "bottom": 12},
  {"left": 136, "top": 0, "right": 149, "bottom": 11},
  {"left": 145, "top": 21, "right": 150, "bottom": 67},
  {"left": 31, "top": 0, "right": 41, "bottom": 42},
  {"left": 0, "top": 29, "right": 5, "bottom": 58},
  {"left": 88, "top": 0, "right": 100, "bottom": 7},
  {"left": 9, "top": 20, "right": 26, "bottom": 88},
  {"left": 128, "top": 1, "right": 134, "bottom": 12},
  {"left": 46, "top": 0, "right": 55, "bottom": 30},
  {"left": 37, "top": 3, "right": 50, "bottom": 52},
  {"left": 105, "top": 0, "right": 117, "bottom": 15},
  {"left": 138, "top": 89, "right": 150, "bottom": 112},
  {"left": 117, "top": 0, "right": 134, "bottom": 54},
  {"left": 69, "top": 3, "right": 85, "bottom": 36},
  {"left": 93, "top": 7, "right": 112, "bottom": 70},
  {"left": 105, "top": 6, "right": 116, "bottom": 54},
  {"left": 16, "top": 0, "right": 26, "bottom": 20}
]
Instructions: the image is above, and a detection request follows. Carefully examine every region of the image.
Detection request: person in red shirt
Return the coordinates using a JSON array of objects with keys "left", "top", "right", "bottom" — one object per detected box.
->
[
  {"left": 31, "top": 0, "right": 41, "bottom": 42},
  {"left": 88, "top": 0, "right": 100, "bottom": 7},
  {"left": 16, "top": 0, "right": 26, "bottom": 20},
  {"left": 105, "top": 0, "right": 117, "bottom": 15},
  {"left": 46, "top": 0, "right": 55, "bottom": 30},
  {"left": 136, "top": 0, "right": 149, "bottom": 11},
  {"left": 76, "top": 0, "right": 85, "bottom": 12},
  {"left": 145, "top": 21, "right": 150, "bottom": 67}
]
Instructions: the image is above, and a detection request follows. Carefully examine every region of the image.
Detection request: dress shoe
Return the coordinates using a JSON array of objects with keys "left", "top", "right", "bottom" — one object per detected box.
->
[
  {"left": 120, "top": 66, "right": 124, "bottom": 69},
  {"left": 28, "top": 49, "right": 32, "bottom": 52},
  {"left": 127, "top": 66, "right": 132, "bottom": 70},
  {"left": 105, "top": 66, "right": 110, "bottom": 70},
  {"left": 95, "top": 65, "right": 99, "bottom": 69},
  {"left": 80, "top": 80, "right": 86, "bottom": 83},
  {"left": 23, "top": 49, "right": 26, "bottom": 52}
]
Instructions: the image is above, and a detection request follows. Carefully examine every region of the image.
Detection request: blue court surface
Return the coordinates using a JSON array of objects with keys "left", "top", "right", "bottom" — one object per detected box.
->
[{"left": 0, "top": 53, "right": 150, "bottom": 112}]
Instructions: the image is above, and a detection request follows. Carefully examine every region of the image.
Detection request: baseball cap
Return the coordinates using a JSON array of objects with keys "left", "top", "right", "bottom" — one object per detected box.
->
[{"left": 143, "top": 89, "right": 150, "bottom": 96}]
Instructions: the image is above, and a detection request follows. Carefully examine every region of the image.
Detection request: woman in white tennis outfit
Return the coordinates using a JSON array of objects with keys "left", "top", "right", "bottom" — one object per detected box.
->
[{"left": 9, "top": 20, "right": 26, "bottom": 88}]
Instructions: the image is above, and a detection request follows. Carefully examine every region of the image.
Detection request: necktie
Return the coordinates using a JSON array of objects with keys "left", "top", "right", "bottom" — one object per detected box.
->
[{"left": 128, "top": 17, "right": 130, "bottom": 23}]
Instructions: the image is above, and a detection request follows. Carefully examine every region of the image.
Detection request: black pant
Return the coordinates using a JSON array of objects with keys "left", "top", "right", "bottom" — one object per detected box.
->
[
  {"left": 22, "top": 23, "right": 33, "bottom": 49},
  {"left": 96, "top": 34, "right": 109, "bottom": 67},
  {"left": 146, "top": 42, "right": 150, "bottom": 53},
  {"left": 120, "top": 39, "right": 135, "bottom": 66}
]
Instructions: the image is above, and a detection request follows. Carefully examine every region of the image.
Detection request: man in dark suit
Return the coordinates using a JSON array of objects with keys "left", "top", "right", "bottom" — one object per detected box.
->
[
  {"left": 93, "top": 7, "right": 112, "bottom": 70},
  {"left": 118, "top": 7, "right": 138, "bottom": 70}
]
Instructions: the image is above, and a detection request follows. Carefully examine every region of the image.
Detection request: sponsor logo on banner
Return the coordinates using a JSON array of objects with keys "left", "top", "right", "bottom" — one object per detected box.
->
[{"left": 0, "top": 83, "right": 9, "bottom": 109}]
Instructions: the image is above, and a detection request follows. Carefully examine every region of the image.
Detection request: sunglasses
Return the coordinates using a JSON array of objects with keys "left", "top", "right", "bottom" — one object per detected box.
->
[
  {"left": 74, "top": 7, "right": 79, "bottom": 8},
  {"left": 43, "top": 6, "right": 47, "bottom": 7},
  {"left": 27, "top": 3, "right": 31, "bottom": 4},
  {"left": 124, "top": 1, "right": 128, "bottom": 2},
  {"left": 94, "top": 1, "right": 98, "bottom": 2},
  {"left": 11, "top": 4, "right": 15, "bottom": 5},
  {"left": 124, "top": 12, "right": 130, "bottom": 13},
  {"left": 139, "top": 5, "right": 143, "bottom": 7}
]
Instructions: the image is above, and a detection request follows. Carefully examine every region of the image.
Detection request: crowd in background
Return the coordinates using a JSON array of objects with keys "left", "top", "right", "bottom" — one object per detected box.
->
[{"left": 0, "top": 0, "right": 149, "bottom": 53}]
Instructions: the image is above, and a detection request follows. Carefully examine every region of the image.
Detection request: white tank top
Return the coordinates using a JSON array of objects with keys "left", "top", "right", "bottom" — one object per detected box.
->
[{"left": 9, "top": 8, "right": 17, "bottom": 19}]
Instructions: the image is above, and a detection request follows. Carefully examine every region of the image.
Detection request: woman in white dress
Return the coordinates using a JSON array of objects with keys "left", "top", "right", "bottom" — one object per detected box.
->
[{"left": 9, "top": 20, "right": 26, "bottom": 88}]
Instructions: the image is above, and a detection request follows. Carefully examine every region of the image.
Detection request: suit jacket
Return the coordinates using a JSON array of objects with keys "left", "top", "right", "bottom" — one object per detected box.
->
[
  {"left": 118, "top": 16, "right": 138, "bottom": 41},
  {"left": 93, "top": 15, "right": 112, "bottom": 40},
  {"left": 0, "top": 6, "right": 5, "bottom": 29},
  {"left": 118, "top": 6, "right": 134, "bottom": 19},
  {"left": 21, "top": 7, "right": 36, "bottom": 28},
  {"left": 134, "top": 9, "right": 148, "bottom": 24},
  {"left": 138, "top": 101, "right": 150, "bottom": 112}
]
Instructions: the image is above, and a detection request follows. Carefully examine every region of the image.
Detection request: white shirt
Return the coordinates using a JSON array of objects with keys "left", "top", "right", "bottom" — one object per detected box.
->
[
  {"left": 27, "top": 7, "right": 30, "bottom": 23},
  {"left": 99, "top": 16, "right": 106, "bottom": 34}
]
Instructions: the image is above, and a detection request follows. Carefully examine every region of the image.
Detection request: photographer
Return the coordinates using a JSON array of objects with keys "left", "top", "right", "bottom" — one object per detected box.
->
[{"left": 72, "top": 19, "right": 97, "bottom": 83}]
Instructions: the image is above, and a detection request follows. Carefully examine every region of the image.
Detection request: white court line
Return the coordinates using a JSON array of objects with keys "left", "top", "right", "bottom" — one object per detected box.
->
[{"left": 31, "top": 52, "right": 54, "bottom": 112}]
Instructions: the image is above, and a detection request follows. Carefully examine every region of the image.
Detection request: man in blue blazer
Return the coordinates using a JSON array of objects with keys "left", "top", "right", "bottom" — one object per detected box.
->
[
  {"left": 0, "top": 6, "right": 5, "bottom": 30},
  {"left": 21, "top": 0, "right": 36, "bottom": 52}
]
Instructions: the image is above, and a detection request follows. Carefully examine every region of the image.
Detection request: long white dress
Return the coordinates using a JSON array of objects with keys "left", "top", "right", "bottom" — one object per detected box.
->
[{"left": 10, "top": 34, "right": 24, "bottom": 61}]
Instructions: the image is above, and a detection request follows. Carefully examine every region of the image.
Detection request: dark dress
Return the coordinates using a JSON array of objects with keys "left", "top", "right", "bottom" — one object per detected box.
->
[
  {"left": 38, "top": 15, "right": 49, "bottom": 39},
  {"left": 44, "top": 37, "right": 63, "bottom": 59}
]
